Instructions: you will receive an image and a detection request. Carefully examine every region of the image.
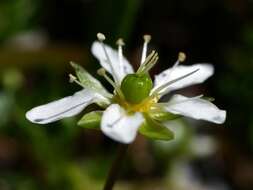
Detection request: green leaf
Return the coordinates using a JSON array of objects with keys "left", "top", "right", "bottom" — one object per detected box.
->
[
  {"left": 139, "top": 114, "right": 174, "bottom": 141},
  {"left": 70, "top": 62, "right": 110, "bottom": 96},
  {"left": 149, "top": 111, "right": 180, "bottom": 121},
  {"left": 77, "top": 111, "right": 103, "bottom": 129}
]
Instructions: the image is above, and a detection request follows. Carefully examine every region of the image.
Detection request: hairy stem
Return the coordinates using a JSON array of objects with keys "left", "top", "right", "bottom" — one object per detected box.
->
[{"left": 103, "top": 143, "right": 129, "bottom": 190}]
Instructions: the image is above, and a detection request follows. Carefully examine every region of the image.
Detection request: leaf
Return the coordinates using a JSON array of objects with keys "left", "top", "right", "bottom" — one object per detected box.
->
[
  {"left": 70, "top": 62, "right": 110, "bottom": 97},
  {"left": 149, "top": 111, "right": 180, "bottom": 121},
  {"left": 139, "top": 114, "right": 174, "bottom": 141},
  {"left": 77, "top": 111, "right": 103, "bottom": 129}
]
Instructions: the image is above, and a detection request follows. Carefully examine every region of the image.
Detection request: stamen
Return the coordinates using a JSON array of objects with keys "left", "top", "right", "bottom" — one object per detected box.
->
[
  {"left": 141, "top": 53, "right": 159, "bottom": 73},
  {"left": 97, "top": 68, "right": 125, "bottom": 99},
  {"left": 178, "top": 52, "right": 186, "bottom": 62},
  {"left": 137, "top": 50, "right": 158, "bottom": 74},
  {"left": 97, "top": 68, "right": 106, "bottom": 76},
  {"left": 168, "top": 52, "right": 187, "bottom": 77},
  {"left": 141, "top": 34, "right": 151, "bottom": 64},
  {"left": 97, "top": 33, "right": 106, "bottom": 41},
  {"left": 116, "top": 38, "right": 125, "bottom": 75},
  {"left": 141, "top": 50, "right": 156, "bottom": 66},
  {"left": 156, "top": 95, "right": 204, "bottom": 107},
  {"left": 151, "top": 68, "right": 199, "bottom": 96},
  {"left": 96, "top": 33, "right": 119, "bottom": 83},
  {"left": 116, "top": 38, "right": 125, "bottom": 46},
  {"left": 144, "top": 34, "right": 151, "bottom": 42},
  {"left": 157, "top": 52, "right": 187, "bottom": 87},
  {"left": 69, "top": 74, "right": 76, "bottom": 83},
  {"left": 97, "top": 68, "right": 116, "bottom": 88},
  {"left": 69, "top": 74, "right": 85, "bottom": 88}
]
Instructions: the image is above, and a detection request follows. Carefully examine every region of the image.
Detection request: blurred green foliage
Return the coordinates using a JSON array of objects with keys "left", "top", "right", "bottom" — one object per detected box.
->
[{"left": 0, "top": 0, "right": 40, "bottom": 42}]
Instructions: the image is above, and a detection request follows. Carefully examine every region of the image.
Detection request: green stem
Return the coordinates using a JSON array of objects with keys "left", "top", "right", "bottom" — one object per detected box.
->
[{"left": 103, "top": 143, "right": 129, "bottom": 190}]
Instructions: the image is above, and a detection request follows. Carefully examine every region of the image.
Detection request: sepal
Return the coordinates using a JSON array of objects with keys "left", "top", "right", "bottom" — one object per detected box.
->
[
  {"left": 149, "top": 110, "right": 180, "bottom": 122},
  {"left": 139, "top": 114, "right": 174, "bottom": 141},
  {"left": 77, "top": 111, "right": 103, "bottom": 129},
  {"left": 70, "top": 62, "right": 111, "bottom": 97}
]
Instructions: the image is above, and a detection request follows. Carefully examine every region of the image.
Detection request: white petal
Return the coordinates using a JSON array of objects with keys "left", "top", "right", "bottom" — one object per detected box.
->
[
  {"left": 26, "top": 89, "right": 103, "bottom": 124},
  {"left": 163, "top": 94, "right": 226, "bottom": 124},
  {"left": 101, "top": 104, "right": 144, "bottom": 144},
  {"left": 91, "top": 41, "right": 133, "bottom": 83},
  {"left": 154, "top": 64, "right": 214, "bottom": 92}
]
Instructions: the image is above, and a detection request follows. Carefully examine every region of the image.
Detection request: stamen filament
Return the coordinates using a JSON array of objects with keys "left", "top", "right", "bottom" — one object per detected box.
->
[
  {"left": 166, "top": 52, "right": 186, "bottom": 80},
  {"left": 116, "top": 38, "right": 125, "bottom": 76},
  {"left": 141, "top": 35, "right": 151, "bottom": 65},
  {"left": 137, "top": 50, "right": 157, "bottom": 74},
  {"left": 139, "top": 50, "right": 156, "bottom": 70},
  {"left": 156, "top": 95, "right": 204, "bottom": 107},
  {"left": 151, "top": 68, "right": 200, "bottom": 96},
  {"left": 97, "top": 68, "right": 125, "bottom": 100},
  {"left": 141, "top": 54, "right": 159, "bottom": 73},
  {"left": 97, "top": 33, "right": 119, "bottom": 83},
  {"left": 69, "top": 74, "right": 86, "bottom": 88}
]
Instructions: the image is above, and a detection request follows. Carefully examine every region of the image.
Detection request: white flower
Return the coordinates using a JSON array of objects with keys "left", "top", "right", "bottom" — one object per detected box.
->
[{"left": 26, "top": 33, "right": 226, "bottom": 144}]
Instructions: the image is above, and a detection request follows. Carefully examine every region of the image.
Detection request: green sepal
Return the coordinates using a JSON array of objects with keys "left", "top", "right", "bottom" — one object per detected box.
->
[
  {"left": 70, "top": 62, "right": 110, "bottom": 97},
  {"left": 139, "top": 114, "right": 174, "bottom": 141},
  {"left": 202, "top": 96, "right": 215, "bottom": 102},
  {"left": 149, "top": 111, "right": 181, "bottom": 122},
  {"left": 77, "top": 111, "right": 103, "bottom": 129}
]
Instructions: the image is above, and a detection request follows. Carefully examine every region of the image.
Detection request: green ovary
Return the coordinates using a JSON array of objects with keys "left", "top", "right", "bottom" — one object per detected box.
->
[{"left": 120, "top": 74, "right": 153, "bottom": 104}]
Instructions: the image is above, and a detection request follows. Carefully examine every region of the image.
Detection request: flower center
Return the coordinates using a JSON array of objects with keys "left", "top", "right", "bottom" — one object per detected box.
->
[
  {"left": 115, "top": 94, "right": 158, "bottom": 113},
  {"left": 120, "top": 73, "right": 153, "bottom": 104}
]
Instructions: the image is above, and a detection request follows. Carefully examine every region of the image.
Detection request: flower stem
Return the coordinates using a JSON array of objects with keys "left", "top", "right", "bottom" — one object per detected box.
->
[{"left": 103, "top": 143, "right": 129, "bottom": 190}]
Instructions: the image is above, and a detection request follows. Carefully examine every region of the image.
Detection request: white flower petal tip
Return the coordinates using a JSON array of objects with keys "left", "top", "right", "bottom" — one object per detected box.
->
[
  {"left": 164, "top": 94, "right": 226, "bottom": 124},
  {"left": 91, "top": 41, "right": 133, "bottom": 83},
  {"left": 25, "top": 89, "right": 99, "bottom": 124},
  {"left": 101, "top": 104, "right": 144, "bottom": 144},
  {"left": 154, "top": 63, "right": 214, "bottom": 92}
]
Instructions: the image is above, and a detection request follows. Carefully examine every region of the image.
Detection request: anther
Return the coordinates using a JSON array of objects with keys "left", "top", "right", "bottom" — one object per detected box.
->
[
  {"left": 178, "top": 52, "right": 186, "bottom": 62},
  {"left": 116, "top": 38, "right": 125, "bottom": 46},
  {"left": 97, "top": 68, "right": 125, "bottom": 99},
  {"left": 97, "top": 68, "right": 106, "bottom": 76},
  {"left": 97, "top": 33, "right": 106, "bottom": 41},
  {"left": 163, "top": 52, "right": 187, "bottom": 80},
  {"left": 69, "top": 74, "right": 76, "bottom": 83},
  {"left": 96, "top": 33, "right": 119, "bottom": 83},
  {"left": 143, "top": 34, "right": 151, "bottom": 43},
  {"left": 68, "top": 74, "right": 86, "bottom": 88},
  {"left": 141, "top": 34, "right": 152, "bottom": 64},
  {"left": 97, "top": 68, "right": 115, "bottom": 86}
]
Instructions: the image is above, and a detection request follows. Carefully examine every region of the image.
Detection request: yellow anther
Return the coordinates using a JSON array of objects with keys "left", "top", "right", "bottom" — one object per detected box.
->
[{"left": 178, "top": 52, "right": 186, "bottom": 62}]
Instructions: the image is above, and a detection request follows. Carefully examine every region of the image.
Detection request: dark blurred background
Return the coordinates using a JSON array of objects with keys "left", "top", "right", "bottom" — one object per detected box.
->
[{"left": 0, "top": 0, "right": 252, "bottom": 189}]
